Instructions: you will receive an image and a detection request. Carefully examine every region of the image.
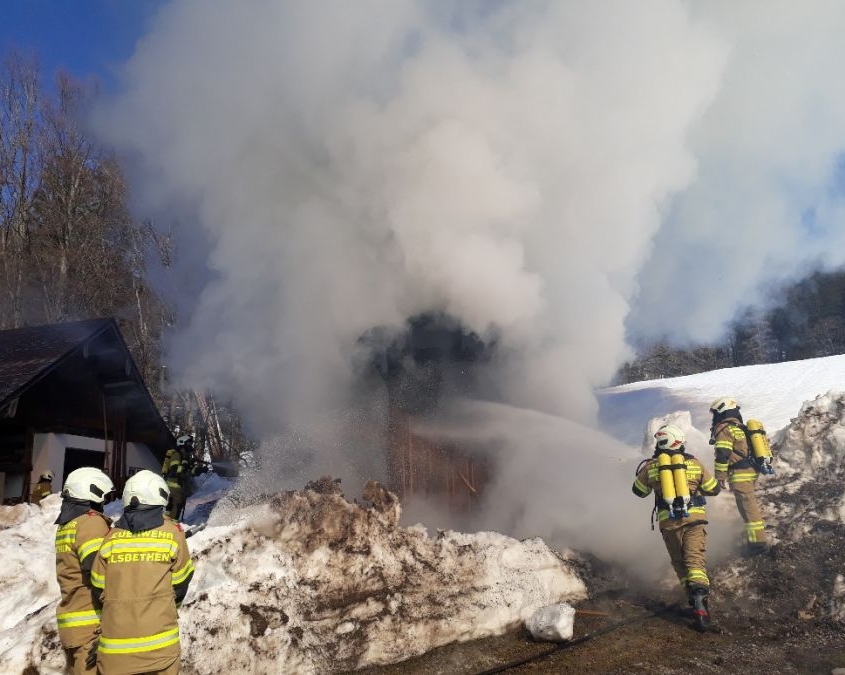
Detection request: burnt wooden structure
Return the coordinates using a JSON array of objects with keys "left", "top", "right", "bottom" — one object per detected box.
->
[
  {"left": 0, "top": 318, "right": 174, "bottom": 504},
  {"left": 387, "top": 405, "right": 491, "bottom": 513},
  {"left": 369, "top": 313, "right": 495, "bottom": 513}
]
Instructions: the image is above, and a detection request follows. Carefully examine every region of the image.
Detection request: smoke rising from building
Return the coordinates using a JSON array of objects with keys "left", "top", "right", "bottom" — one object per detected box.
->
[
  {"left": 96, "top": 0, "right": 723, "bottom": 425},
  {"left": 629, "top": 2, "right": 845, "bottom": 343},
  {"left": 92, "top": 1, "right": 845, "bottom": 561}
]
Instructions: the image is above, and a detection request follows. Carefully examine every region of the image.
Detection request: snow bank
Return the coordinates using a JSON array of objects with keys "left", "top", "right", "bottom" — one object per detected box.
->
[
  {"left": 182, "top": 472, "right": 235, "bottom": 526},
  {"left": 0, "top": 494, "right": 65, "bottom": 674},
  {"left": 769, "top": 392, "right": 845, "bottom": 622},
  {"left": 181, "top": 478, "right": 586, "bottom": 673},
  {"left": 707, "top": 391, "right": 845, "bottom": 623},
  {"left": 764, "top": 390, "right": 845, "bottom": 533},
  {"left": 0, "top": 495, "right": 61, "bottom": 631},
  {"left": 775, "top": 390, "right": 845, "bottom": 476},
  {"left": 0, "top": 478, "right": 585, "bottom": 674}
]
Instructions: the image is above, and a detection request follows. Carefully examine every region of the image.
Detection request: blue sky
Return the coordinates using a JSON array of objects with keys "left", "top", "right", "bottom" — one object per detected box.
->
[{"left": 0, "top": 0, "right": 165, "bottom": 88}]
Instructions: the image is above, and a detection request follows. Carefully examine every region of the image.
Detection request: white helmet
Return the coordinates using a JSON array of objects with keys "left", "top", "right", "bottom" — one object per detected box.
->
[
  {"left": 709, "top": 397, "right": 739, "bottom": 414},
  {"left": 176, "top": 434, "right": 193, "bottom": 447},
  {"left": 655, "top": 424, "right": 686, "bottom": 452},
  {"left": 63, "top": 467, "right": 114, "bottom": 503},
  {"left": 40, "top": 470, "right": 54, "bottom": 482},
  {"left": 123, "top": 469, "right": 169, "bottom": 507}
]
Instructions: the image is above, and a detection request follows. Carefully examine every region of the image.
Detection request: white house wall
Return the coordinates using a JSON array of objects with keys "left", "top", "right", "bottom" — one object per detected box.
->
[
  {"left": 31, "top": 433, "right": 160, "bottom": 493},
  {"left": 126, "top": 442, "right": 161, "bottom": 475},
  {"left": 31, "top": 433, "right": 76, "bottom": 492}
]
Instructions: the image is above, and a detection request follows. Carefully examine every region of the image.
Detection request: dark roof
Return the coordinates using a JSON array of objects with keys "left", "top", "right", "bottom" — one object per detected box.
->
[
  {"left": 0, "top": 318, "right": 175, "bottom": 458},
  {"left": 0, "top": 318, "right": 114, "bottom": 403}
]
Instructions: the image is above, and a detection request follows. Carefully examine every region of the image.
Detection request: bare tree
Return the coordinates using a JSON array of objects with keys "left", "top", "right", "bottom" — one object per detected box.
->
[
  {"left": 0, "top": 51, "right": 42, "bottom": 328},
  {"left": 0, "top": 53, "right": 178, "bottom": 398}
]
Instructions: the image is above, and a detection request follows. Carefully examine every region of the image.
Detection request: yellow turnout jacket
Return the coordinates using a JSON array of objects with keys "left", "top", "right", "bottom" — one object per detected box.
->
[
  {"left": 32, "top": 480, "right": 53, "bottom": 505},
  {"left": 91, "top": 511, "right": 194, "bottom": 674},
  {"left": 712, "top": 417, "right": 758, "bottom": 485},
  {"left": 632, "top": 453, "right": 721, "bottom": 530},
  {"left": 55, "top": 506, "right": 111, "bottom": 648}
]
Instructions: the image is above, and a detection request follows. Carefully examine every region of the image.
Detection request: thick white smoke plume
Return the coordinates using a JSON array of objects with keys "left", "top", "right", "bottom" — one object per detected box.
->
[
  {"left": 96, "top": 0, "right": 724, "bottom": 430},
  {"left": 631, "top": 2, "right": 845, "bottom": 343},
  {"left": 93, "top": 1, "right": 845, "bottom": 561}
]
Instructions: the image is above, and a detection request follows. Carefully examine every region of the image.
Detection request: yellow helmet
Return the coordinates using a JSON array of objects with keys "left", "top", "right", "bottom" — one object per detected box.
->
[
  {"left": 654, "top": 424, "right": 686, "bottom": 451},
  {"left": 709, "top": 397, "right": 739, "bottom": 415}
]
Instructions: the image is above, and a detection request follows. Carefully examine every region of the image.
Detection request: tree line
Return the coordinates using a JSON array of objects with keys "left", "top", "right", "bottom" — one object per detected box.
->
[
  {"left": 615, "top": 270, "right": 845, "bottom": 384},
  {"left": 0, "top": 50, "right": 252, "bottom": 462}
]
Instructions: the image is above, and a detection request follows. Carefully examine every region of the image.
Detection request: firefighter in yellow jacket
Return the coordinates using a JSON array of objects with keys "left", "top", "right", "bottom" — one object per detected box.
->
[
  {"left": 162, "top": 435, "right": 192, "bottom": 520},
  {"left": 709, "top": 397, "right": 769, "bottom": 555},
  {"left": 91, "top": 469, "right": 194, "bottom": 675},
  {"left": 32, "top": 470, "right": 55, "bottom": 505},
  {"left": 55, "top": 467, "right": 115, "bottom": 674},
  {"left": 633, "top": 423, "right": 721, "bottom": 631}
]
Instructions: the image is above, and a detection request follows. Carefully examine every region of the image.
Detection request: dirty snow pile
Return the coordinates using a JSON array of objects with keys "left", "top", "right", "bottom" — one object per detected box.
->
[
  {"left": 0, "top": 495, "right": 65, "bottom": 673},
  {"left": 764, "top": 390, "right": 845, "bottom": 534},
  {"left": 711, "top": 390, "right": 845, "bottom": 621},
  {"left": 181, "top": 477, "right": 586, "bottom": 673},
  {"left": 0, "top": 477, "right": 586, "bottom": 674}
]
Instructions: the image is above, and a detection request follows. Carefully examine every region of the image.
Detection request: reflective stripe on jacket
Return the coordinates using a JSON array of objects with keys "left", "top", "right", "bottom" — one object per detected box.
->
[
  {"left": 55, "top": 511, "right": 110, "bottom": 648},
  {"left": 632, "top": 454, "right": 720, "bottom": 530},
  {"left": 162, "top": 449, "right": 184, "bottom": 490},
  {"left": 31, "top": 482, "right": 52, "bottom": 505},
  {"left": 91, "top": 515, "right": 194, "bottom": 673},
  {"left": 712, "top": 419, "right": 758, "bottom": 484}
]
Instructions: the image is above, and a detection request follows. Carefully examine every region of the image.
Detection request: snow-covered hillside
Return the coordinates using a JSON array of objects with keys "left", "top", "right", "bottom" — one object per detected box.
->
[{"left": 598, "top": 353, "right": 845, "bottom": 444}]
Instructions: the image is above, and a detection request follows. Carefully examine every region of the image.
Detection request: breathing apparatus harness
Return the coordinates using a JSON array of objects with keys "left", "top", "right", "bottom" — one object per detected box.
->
[
  {"left": 636, "top": 451, "right": 707, "bottom": 530},
  {"left": 709, "top": 410, "right": 775, "bottom": 476}
]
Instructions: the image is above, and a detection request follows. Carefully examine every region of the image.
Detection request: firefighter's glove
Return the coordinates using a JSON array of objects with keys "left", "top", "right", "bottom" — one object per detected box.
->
[{"left": 85, "top": 639, "right": 99, "bottom": 668}]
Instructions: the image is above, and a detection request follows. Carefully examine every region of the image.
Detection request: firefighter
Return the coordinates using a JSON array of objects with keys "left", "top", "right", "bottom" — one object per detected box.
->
[
  {"left": 162, "top": 435, "right": 191, "bottom": 520},
  {"left": 54, "top": 467, "right": 115, "bottom": 674},
  {"left": 633, "top": 423, "right": 721, "bottom": 631},
  {"left": 91, "top": 469, "right": 194, "bottom": 675},
  {"left": 709, "top": 397, "right": 769, "bottom": 555},
  {"left": 160, "top": 446, "right": 179, "bottom": 518},
  {"left": 31, "top": 470, "right": 54, "bottom": 505}
]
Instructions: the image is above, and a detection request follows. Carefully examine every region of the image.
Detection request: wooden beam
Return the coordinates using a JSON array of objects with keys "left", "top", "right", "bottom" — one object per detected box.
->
[{"left": 457, "top": 470, "right": 477, "bottom": 494}]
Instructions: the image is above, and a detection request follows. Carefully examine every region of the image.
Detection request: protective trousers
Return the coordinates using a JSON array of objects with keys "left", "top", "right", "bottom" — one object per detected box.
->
[
  {"left": 731, "top": 480, "right": 767, "bottom": 544},
  {"left": 166, "top": 485, "right": 184, "bottom": 520},
  {"left": 661, "top": 523, "right": 709, "bottom": 589},
  {"left": 98, "top": 661, "right": 180, "bottom": 675},
  {"left": 64, "top": 633, "right": 98, "bottom": 675}
]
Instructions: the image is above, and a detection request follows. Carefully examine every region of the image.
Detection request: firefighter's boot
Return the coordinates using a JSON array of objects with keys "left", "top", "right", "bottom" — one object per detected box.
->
[
  {"left": 688, "top": 585, "right": 710, "bottom": 632},
  {"left": 746, "top": 541, "right": 770, "bottom": 557}
]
